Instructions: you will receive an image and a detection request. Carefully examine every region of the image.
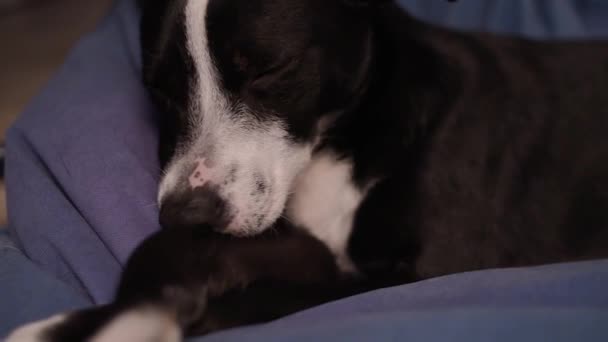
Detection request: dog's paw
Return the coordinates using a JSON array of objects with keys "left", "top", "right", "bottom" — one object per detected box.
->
[
  {"left": 5, "top": 315, "right": 66, "bottom": 342},
  {"left": 5, "top": 307, "right": 181, "bottom": 342},
  {"left": 89, "top": 308, "right": 181, "bottom": 342}
]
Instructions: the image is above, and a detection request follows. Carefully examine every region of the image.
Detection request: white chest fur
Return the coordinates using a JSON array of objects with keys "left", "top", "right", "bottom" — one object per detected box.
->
[{"left": 286, "top": 152, "right": 364, "bottom": 273}]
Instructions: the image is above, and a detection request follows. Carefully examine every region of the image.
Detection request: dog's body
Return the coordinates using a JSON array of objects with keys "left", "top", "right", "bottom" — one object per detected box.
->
[{"left": 8, "top": 0, "right": 608, "bottom": 341}]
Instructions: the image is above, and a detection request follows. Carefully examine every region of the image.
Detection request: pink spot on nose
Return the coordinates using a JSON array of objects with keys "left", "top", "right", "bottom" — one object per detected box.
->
[{"left": 189, "top": 158, "right": 213, "bottom": 189}]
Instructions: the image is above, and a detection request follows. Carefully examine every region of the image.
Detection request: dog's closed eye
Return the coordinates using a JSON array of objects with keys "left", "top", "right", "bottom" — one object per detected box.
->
[{"left": 250, "top": 57, "right": 298, "bottom": 82}]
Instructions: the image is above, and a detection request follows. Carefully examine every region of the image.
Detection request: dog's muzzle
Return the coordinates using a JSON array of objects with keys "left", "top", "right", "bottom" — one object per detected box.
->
[{"left": 159, "top": 185, "right": 231, "bottom": 232}]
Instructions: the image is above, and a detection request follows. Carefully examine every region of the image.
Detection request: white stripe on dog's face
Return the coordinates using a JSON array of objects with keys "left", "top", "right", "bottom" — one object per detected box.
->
[{"left": 157, "top": 0, "right": 312, "bottom": 236}]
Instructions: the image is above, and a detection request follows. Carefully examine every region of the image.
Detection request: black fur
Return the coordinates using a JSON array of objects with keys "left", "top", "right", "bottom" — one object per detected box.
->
[
  {"left": 206, "top": 0, "right": 375, "bottom": 141},
  {"left": 139, "top": 0, "right": 195, "bottom": 168},
  {"left": 38, "top": 0, "right": 608, "bottom": 340}
]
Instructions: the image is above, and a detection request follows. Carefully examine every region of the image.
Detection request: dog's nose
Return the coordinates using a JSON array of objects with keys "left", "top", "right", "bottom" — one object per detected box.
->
[{"left": 159, "top": 187, "right": 228, "bottom": 231}]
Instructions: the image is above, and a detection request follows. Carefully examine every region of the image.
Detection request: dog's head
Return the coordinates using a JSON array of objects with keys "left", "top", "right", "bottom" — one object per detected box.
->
[{"left": 141, "top": 0, "right": 380, "bottom": 236}]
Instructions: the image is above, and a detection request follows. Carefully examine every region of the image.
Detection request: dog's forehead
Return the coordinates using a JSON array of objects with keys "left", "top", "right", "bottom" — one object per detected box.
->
[
  {"left": 204, "top": 0, "right": 331, "bottom": 47},
  {"left": 205, "top": 0, "right": 335, "bottom": 25}
]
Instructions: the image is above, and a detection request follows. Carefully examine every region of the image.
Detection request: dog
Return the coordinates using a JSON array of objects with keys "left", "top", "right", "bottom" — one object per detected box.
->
[{"left": 8, "top": 0, "right": 608, "bottom": 341}]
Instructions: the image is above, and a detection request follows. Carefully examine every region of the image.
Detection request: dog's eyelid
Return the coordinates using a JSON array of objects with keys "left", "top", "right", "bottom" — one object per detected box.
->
[
  {"left": 253, "top": 57, "right": 299, "bottom": 80},
  {"left": 252, "top": 64, "right": 283, "bottom": 81}
]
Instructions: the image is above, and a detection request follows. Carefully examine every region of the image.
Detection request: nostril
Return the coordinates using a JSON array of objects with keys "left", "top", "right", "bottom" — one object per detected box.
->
[{"left": 159, "top": 186, "right": 229, "bottom": 231}]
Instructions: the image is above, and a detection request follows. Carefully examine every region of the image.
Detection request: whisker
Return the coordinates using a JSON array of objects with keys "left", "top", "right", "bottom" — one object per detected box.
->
[{"left": 280, "top": 214, "right": 294, "bottom": 225}]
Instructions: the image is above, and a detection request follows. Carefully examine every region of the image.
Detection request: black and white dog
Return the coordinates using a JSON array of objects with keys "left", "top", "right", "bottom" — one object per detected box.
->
[{"left": 8, "top": 0, "right": 608, "bottom": 341}]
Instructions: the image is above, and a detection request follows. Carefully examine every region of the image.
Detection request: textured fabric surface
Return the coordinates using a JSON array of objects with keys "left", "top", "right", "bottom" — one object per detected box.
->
[
  {"left": 6, "top": 0, "right": 157, "bottom": 304},
  {"left": 196, "top": 259, "right": 608, "bottom": 342},
  {"left": 2, "top": 0, "right": 608, "bottom": 340},
  {"left": 0, "top": 231, "right": 89, "bottom": 338}
]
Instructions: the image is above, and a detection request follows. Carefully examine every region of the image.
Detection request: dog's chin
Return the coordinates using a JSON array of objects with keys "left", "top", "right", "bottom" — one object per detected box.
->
[
  {"left": 221, "top": 195, "right": 288, "bottom": 237},
  {"left": 222, "top": 214, "right": 279, "bottom": 237},
  {"left": 225, "top": 211, "right": 287, "bottom": 236},
  {"left": 222, "top": 227, "right": 267, "bottom": 238}
]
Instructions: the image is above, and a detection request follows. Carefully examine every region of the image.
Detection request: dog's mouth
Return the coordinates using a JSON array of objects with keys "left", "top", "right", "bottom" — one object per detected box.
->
[
  {"left": 158, "top": 173, "right": 285, "bottom": 236},
  {"left": 158, "top": 134, "right": 313, "bottom": 236}
]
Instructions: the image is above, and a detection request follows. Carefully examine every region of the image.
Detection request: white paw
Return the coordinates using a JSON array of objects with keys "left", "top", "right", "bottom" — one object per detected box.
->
[
  {"left": 90, "top": 308, "right": 181, "bottom": 342},
  {"left": 5, "top": 314, "right": 66, "bottom": 342}
]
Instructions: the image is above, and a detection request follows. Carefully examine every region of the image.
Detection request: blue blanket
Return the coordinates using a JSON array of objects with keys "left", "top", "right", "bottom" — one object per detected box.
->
[{"left": 3, "top": 0, "right": 608, "bottom": 340}]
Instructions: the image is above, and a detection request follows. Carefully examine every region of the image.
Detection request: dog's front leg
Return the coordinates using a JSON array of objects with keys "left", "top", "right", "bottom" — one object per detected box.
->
[
  {"left": 116, "top": 220, "right": 361, "bottom": 337},
  {"left": 7, "top": 221, "right": 364, "bottom": 341}
]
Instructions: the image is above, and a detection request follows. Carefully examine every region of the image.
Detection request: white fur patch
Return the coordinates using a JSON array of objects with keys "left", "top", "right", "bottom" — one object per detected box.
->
[
  {"left": 157, "top": 0, "right": 222, "bottom": 205},
  {"left": 90, "top": 308, "right": 180, "bottom": 342},
  {"left": 5, "top": 314, "right": 66, "bottom": 342},
  {"left": 157, "top": 0, "right": 312, "bottom": 236},
  {"left": 158, "top": 166, "right": 180, "bottom": 204},
  {"left": 287, "top": 152, "right": 364, "bottom": 273}
]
